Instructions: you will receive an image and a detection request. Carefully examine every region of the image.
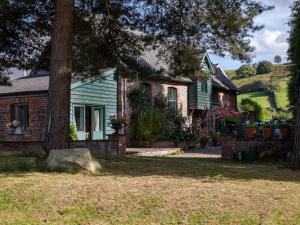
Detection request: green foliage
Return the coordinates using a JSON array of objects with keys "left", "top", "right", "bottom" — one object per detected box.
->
[
  {"left": 211, "top": 133, "right": 221, "bottom": 147},
  {"left": 240, "top": 98, "right": 263, "bottom": 120},
  {"left": 199, "top": 135, "right": 210, "bottom": 147},
  {"left": 136, "top": 109, "right": 166, "bottom": 143},
  {"left": 274, "top": 55, "right": 282, "bottom": 64},
  {"left": 236, "top": 64, "right": 256, "bottom": 77},
  {"left": 69, "top": 124, "right": 78, "bottom": 141},
  {"left": 153, "top": 95, "right": 196, "bottom": 142},
  {"left": 257, "top": 61, "right": 274, "bottom": 74},
  {"left": 0, "top": 0, "right": 272, "bottom": 80}
]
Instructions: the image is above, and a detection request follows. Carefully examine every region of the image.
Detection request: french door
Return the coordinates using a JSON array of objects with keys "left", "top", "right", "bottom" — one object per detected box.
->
[{"left": 74, "top": 105, "right": 104, "bottom": 140}]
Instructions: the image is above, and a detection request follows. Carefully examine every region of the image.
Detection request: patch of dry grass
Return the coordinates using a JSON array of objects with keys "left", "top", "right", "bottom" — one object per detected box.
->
[{"left": 0, "top": 156, "right": 300, "bottom": 224}]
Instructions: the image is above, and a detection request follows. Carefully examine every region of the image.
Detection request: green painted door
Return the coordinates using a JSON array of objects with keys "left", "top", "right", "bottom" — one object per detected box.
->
[{"left": 91, "top": 106, "right": 104, "bottom": 140}]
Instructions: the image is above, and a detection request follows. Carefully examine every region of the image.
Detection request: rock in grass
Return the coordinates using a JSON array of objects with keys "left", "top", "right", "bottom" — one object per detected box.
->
[{"left": 47, "top": 148, "right": 101, "bottom": 173}]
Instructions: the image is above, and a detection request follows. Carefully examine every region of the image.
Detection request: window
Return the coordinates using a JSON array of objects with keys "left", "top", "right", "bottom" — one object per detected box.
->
[
  {"left": 10, "top": 103, "right": 29, "bottom": 130},
  {"left": 93, "top": 108, "right": 103, "bottom": 132},
  {"left": 201, "top": 81, "right": 208, "bottom": 93},
  {"left": 212, "top": 91, "right": 219, "bottom": 105},
  {"left": 74, "top": 106, "right": 85, "bottom": 131},
  {"left": 141, "top": 83, "right": 152, "bottom": 106},
  {"left": 167, "top": 87, "right": 177, "bottom": 111}
]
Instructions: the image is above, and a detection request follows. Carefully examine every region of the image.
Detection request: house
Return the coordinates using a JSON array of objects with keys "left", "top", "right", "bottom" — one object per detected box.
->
[
  {"left": 0, "top": 48, "right": 238, "bottom": 145},
  {"left": 118, "top": 50, "right": 239, "bottom": 142},
  {"left": 0, "top": 69, "right": 117, "bottom": 142}
]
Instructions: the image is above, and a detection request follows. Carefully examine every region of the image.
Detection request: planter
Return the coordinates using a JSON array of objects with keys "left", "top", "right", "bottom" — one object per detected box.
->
[
  {"left": 280, "top": 128, "right": 289, "bottom": 139},
  {"left": 245, "top": 128, "right": 256, "bottom": 139},
  {"left": 111, "top": 123, "right": 123, "bottom": 134},
  {"left": 262, "top": 128, "right": 273, "bottom": 139}
]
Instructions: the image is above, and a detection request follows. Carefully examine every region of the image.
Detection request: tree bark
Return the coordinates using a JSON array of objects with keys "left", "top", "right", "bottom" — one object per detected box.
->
[
  {"left": 292, "top": 88, "right": 300, "bottom": 169},
  {"left": 43, "top": 0, "right": 74, "bottom": 152}
]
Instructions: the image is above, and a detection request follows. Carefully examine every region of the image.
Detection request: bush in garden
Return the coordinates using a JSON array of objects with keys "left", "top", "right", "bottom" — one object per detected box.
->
[
  {"left": 236, "top": 64, "right": 256, "bottom": 77},
  {"left": 136, "top": 108, "right": 166, "bottom": 144},
  {"left": 256, "top": 60, "right": 274, "bottom": 74},
  {"left": 240, "top": 98, "right": 263, "bottom": 120},
  {"left": 69, "top": 124, "right": 78, "bottom": 141}
]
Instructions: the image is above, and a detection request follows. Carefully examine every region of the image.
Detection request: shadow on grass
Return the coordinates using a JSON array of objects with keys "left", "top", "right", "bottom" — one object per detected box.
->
[
  {"left": 1, "top": 155, "right": 299, "bottom": 183},
  {"left": 97, "top": 156, "right": 300, "bottom": 183}
]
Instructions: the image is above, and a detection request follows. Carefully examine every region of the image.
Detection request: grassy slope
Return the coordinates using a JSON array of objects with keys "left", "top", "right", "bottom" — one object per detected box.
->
[
  {"left": 229, "top": 71, "right": 290, "bottom": 120},
  {"left": 275, "top": 78, "right": 289, "bottom": 109},
  {"left": 1, "top": 156, "right": 300, "bottom": 225}
]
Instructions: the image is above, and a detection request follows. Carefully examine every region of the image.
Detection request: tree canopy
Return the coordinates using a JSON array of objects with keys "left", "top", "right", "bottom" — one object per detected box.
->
[
  {"left": 0, "top": 0, "right": 273, "bottom": 80},
  {"left": 274, "top": 55, "right": 282, "bottom": 64}
]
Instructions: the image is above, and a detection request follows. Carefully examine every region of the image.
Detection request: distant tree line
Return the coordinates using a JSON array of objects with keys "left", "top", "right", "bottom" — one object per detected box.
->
[{"left": 236, "top": 60, "right": 274, "bottom": 78}]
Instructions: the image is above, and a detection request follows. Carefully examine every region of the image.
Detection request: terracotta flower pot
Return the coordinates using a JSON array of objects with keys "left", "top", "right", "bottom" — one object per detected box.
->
[
  {"left": 280, "top": 128, "right": 288, "bottom": 139},
  {"left": 262, "top": 128, "right": 273, "bottom": 139},
  {"left": 245, "top": 128, "right": 256, "bottom": 139}
]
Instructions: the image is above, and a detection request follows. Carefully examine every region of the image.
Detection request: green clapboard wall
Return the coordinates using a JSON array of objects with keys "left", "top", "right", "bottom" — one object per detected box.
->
[{"left": 70, "top": 68, "right": 117, "bottom": 138}]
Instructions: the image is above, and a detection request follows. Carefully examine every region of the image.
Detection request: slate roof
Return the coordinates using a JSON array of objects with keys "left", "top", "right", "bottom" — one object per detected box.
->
[
  {"left": 0, "top": 69, "right": 115, "bottom": 96},
  {"left": 211, "top": 64, "right": 239, "bottom": 93}
]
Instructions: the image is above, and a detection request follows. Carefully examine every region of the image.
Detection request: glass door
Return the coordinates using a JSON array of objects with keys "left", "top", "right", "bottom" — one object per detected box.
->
[{"left": 92, "top": 107, "right": 104, "bottom": 140}]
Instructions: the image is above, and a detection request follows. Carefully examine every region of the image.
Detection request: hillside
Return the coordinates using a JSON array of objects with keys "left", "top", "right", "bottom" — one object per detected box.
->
[{"left": 227, "top": 68, "right": 291, "bottom": 121}]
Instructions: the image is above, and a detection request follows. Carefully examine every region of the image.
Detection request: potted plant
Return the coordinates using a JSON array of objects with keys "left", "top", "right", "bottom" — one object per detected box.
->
[
  {"left": 262, "top": 123, "right": 273, "bottom": 139},
  {"left": 244, "top": 124, "right": 257, "bottom": 139},
  {"left": 278, "top": 123, "right": 290, "bottom": 139},
  {"left": 109, "top": 115, "right": 126, "bottom": 134},
  {"left": 6, "top": 120, "right": 21, "bottom": 134},
  {"left": 199, "top": 135, "right": 210, "bottom": 148}
]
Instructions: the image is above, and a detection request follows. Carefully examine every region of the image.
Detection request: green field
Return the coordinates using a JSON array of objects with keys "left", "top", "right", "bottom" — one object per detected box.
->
[{"left": 228, "top": 70, "right": 291, "bottom": 121}]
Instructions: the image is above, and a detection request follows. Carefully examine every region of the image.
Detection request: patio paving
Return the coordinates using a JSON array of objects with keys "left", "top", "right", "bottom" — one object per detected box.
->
[
  {"left": 126, "top": 147, "right": 222, "bottom": 158},
  {"left": 126, "top": 148, "right": 181, "bottom": 157}
]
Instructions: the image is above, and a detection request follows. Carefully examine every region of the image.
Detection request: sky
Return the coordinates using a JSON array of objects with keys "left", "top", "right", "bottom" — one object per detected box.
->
[{"left": 210, "top": 0, "right": 294, "bottom": 70}]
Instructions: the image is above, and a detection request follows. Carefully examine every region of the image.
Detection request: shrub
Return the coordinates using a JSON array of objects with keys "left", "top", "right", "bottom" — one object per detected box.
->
[
  {"left": 69, "top": 124, "right": 78, "bottom": 141},
  {"left": 212, "top": 133, "right": 220, "bottom": 147},
  {"left": 136, "top": 108, "right": 166, "bottom": 144},
  {"left": 240, "top": 98, "right": 263, "bottom": 120},
  {"left": 257, "top": 60, "right": 274, "bottom": 74},
  {"left": 236, "top": 64, "right": 256, "bottom": 77}
]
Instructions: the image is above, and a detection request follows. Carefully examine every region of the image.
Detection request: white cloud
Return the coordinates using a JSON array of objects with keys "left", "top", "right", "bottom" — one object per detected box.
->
[{"left": 251, "top": 29, "right": 288, "bottom": 56}]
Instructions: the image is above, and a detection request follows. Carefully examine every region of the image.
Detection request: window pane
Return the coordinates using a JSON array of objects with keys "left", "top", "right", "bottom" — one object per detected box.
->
[
  {"left": 93, "top": 108, "right": 103, "bottom": 131},
  {"left": 19, "top": 105, "right": 28, "bottom": 130},
  {"left": 141, "top": 83, "right": 152, "bottom": 106},
  {"left": 75, "top": 106, "right": 85, "bottom": 131},
  {"left": 168, "top": 87, "right": 177, "bottom": 111},
  {"left": 10, "top": 103, "right": 29, "bottom": 130}
]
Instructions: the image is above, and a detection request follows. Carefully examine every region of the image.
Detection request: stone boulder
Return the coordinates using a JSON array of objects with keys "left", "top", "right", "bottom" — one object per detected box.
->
[{"left": 47, "top": 148, "right": 101, "bottom": 173}]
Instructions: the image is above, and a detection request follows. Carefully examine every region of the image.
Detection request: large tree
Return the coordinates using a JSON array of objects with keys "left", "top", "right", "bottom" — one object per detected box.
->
[
  {"left": 288, "top": 0, "right": 300, "bottom": 170},
  {"left": 1, "top": 0, "right": 272, "bottom": 151},
  {"left": 43, "top": 0, "right": 74, "bottom": 150}
]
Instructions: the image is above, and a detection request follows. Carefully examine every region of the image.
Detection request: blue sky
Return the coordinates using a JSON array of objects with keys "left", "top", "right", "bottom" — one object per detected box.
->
[{"left": 210, "top": 0, "right": 293, "bottom": 70}]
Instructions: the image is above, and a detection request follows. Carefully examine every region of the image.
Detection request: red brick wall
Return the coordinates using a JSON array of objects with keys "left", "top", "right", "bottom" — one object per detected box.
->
[
  {"left": 212, "top": 89, "right": 237, "bottom": 112},
  {"left": 0, "top": 95, "right": 48, "bottom": 141}
]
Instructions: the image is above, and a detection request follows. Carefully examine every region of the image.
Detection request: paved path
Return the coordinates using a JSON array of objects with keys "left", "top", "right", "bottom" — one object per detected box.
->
[
  {"left": 126, "top": 147, "right": 221, "bottom": 158},
  {"left": 126, "top": 148, "right": 181, "bottom": 157},
  {"left": 168, "top": 152, "right": 221, "bottom": 158}
]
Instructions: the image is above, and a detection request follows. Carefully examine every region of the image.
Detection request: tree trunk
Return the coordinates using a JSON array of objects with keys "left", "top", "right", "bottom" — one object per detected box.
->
[
  {"left": 43, "top": 0, "right": 74, "bottom": 152},
  {"left": 292, "top": 88, "right": 300, "bottom": 169}
]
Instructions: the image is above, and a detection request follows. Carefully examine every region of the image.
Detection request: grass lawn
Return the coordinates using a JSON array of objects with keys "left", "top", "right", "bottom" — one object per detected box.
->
[
  {"left": 0, "top": 156, "right": 300, "bottom": 225},
  {"left": 275, "top": 79, "right": 289, "bottom": 109}
]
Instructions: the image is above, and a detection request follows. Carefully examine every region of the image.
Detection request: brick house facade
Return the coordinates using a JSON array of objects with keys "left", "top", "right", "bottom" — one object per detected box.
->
[{"left": 0, "top": 95, "right": 48, "bottom": 141}]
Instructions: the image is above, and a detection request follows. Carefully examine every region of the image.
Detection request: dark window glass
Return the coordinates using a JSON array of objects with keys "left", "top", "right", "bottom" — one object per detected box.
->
[
  {"left": 141, "top": 83, "right": 152, "bottom": 106},
  {"left": 74, "top": 106, "right": 85, "bottom": 131},
  {"left": 168, "top": 87, "right": 177, "bottom": 111},
  {"left": 212, "top": 91, "right": 219, "bottom": 105},
  {"left": 201, "top": 81, "right": 208, "bottom": 93},
  {"left": 10, "top": 103, "right": 29, "bottom": 130}
]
